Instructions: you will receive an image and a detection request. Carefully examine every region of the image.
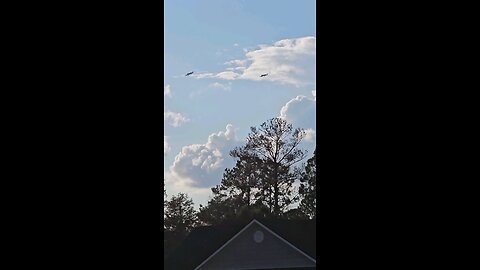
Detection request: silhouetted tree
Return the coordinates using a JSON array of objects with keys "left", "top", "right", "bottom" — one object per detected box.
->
[
  {"left": 220, "top": 155, "right": 264, "bottom": 206},
  {"left": 231, "top": 117, "right": 307, "bottom": 216},
  {"left": 299, "top": 149, "right": 316, "bottom": 219},
  {"left": 164, "top": 193, "right": 198, "bottom": 236},
  {"left": 198, "top": 190, "right": 272, "bottom": 226},
  {"left": 197, "top": 187, "right": 237, "bottom": 226},
  {"left": 199, "top": 151, "right": 285, "bottom": 225},
  {"left": 198, "top": 154, "right": 263, "bottom": 225},
  {"left": 236, "top": 201, "right": 272, "bottom": 222},
  {"left": 164, "top": 193, "right": 198, "bottom": 258},
  {"left": 282, "top": 208, "right": 309, "bottom": 220}
]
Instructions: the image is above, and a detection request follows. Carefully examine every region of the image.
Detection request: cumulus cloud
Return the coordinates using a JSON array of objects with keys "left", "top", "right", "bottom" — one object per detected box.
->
[
  {"left": 193, "top": 36, "right": 316, "bottom": 87},
  {"left": 164, "top": 136, "right": 170, "bottom": 156},
  {"left": 168, "top": 124, "right": 241, "bottom": 188},
  {"left": 164, "top": 85, "right": 172, "bottom": 97},
  {"left": 279, "top": 92, "right": 316, "bottom": 154},
  {"left": 164, "top": 172, "right": 212, "bottom": 208},
  {"left": 164, "top": 111, "right": 189, "bottom": 127},
  {"left": 279, "top": 95, "right": 316, "bottom": 131}
]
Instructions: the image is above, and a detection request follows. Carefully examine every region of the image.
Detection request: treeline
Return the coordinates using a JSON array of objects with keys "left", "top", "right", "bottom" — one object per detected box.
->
[{"left": 164, "top": 117, "right": 316, "bottom": 258}]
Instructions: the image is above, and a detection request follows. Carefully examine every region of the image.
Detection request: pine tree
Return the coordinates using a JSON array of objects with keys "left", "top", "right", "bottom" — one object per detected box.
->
[
  {"left": 197, "top": 156, "right": 269, "bottom": 226},
  {"left": 220, "top": 155, "right": 263, "bottom": 206},
  {"left": 299, "top": 149, "right": 316, "bottom": 219},
  {"left": 164, "top": 193, "right": 198, "bottom": 236},
  {"left": 197, "top": 188, "right": 237, "bottom": 226},
  {"left": 231, "top": 117, "right": 307, "bottom": 216}
]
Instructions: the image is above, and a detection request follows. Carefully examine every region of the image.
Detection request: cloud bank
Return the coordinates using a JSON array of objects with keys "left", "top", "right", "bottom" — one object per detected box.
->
[
  {"left": 166, "top": 91, "right": 316, "bottom": 190},
  {"left": 193, "top": 36, "right": 316, "bottom": 87}
]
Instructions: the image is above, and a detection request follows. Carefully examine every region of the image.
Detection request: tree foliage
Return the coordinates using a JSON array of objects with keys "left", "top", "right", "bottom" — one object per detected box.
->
[
  {"left": 164, "top": 193, "right": 198, "bottom": 235},
  {"left": 231, "top": 117, "right": 307, "bottom": 216},
  {"left": 164, "top": 192, "right": 198, "bottom": 258},
  {"left": 197, "top": 188, "right": 237, "bottom": 226},
  {"left": 198, "top": 118, "right": 308, "bottom": 225},
  {"left": 299, "top": 149, "right": 316, "bottom": 219}
]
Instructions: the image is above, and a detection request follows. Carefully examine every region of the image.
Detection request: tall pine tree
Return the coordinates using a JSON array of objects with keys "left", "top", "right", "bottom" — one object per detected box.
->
[
  {"left": 198, "top": 155, "right": 269, "bottom": 226},
  {"left": 231, "top": 117, "right": 307, "bottom": 216}
]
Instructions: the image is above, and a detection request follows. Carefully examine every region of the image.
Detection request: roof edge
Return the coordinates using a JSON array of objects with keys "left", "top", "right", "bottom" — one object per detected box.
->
[
  {"left": 193, "top": 219, "right": 316, "bottom": 270},
  {"left": 253, "top": 219, "right": 316, "bottom": 263}
]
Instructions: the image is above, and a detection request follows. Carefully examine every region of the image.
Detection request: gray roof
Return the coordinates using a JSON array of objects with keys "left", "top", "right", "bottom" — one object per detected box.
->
[{"left": 165, "top": 218, "right": 316, "bottom": 270}]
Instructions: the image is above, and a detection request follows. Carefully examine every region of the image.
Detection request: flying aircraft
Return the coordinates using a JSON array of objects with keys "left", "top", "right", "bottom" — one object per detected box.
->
[
  {"left": 185, "top": 71, "right": 194, "bottom": 76},
  {"left": 260, "top": 73, "right": 268, "bottom": 77}
]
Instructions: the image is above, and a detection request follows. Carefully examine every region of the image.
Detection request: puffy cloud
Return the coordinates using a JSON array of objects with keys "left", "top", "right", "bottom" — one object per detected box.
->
[
  {"left": 164, "top": 171, "right": 212, "bottom": 209},
  {"left": 194, "top": 36, "right": 316, "bottom": 87},
  {"left": 164, "top": 85, "right": 172, "bottom": 97},
  {"left": 164, "top": 136, "right": 170, "bottom": 156},
  {"left": 164, "top": 111, "right": 189, "bottom": 127},
  {"left": 279, "top": 93, "right": 316, "bottom": 155},
  {"left": 279, "top": 95, "right": 316, "bottom": 131},
  {"left": 169, "top": 124, "right": 241, "bottom": 188}
]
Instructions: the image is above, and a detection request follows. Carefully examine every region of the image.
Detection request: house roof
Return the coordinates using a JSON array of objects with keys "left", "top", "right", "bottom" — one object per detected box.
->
[{"left": 164, "top": 218, "right": 316, "bottom": 270}]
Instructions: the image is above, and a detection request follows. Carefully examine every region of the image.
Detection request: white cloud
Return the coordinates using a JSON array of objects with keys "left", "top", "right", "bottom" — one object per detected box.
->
[
  {"left": 194, "top": 36, "right": 316, "bottom": 87},
  {"left": 164, "top": 111, "right": 189, "bottom": 127},
  {"left": 164, "top": 136, "right": 170, "bottom": 156},
  {"left": 164, "top": 85, "right": 172, "bottom": 97},
  {"left": 168, "top": 124, "right": 241, "bottom": 188},
  {"left": 216, "top": 71, "right": 239, "bottom": 80},
  {"left": 304, "top": 128, "right": 316, "bottom": 142},
  {"left": 312, "top": 90, "right": 316, "bottom": 101},
  {"left": 224, "top": 59, "right": 247, "bottom": 67},
  {"left": 279, "top": 93, "right": 316, "bottom": 155},
  {"left": 209, "top": 82, "right": 232, "bottom": 91},
  {"left": 193, "top": 72, "right": 215, "bottom": 79},
  {"left": 279, "top": 95, "right": 316, "bottom": 131},
  {"left": 164, "top": 171, "right": 212, "bottom": 209}
]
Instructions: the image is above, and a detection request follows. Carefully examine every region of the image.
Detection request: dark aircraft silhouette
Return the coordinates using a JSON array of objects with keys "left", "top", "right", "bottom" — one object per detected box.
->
[
  {"left": 185, "top": 71, "right": 194, "bottom": 76},
  {"left": 260, "top": 73, "right": 268, "bottom": 77}
]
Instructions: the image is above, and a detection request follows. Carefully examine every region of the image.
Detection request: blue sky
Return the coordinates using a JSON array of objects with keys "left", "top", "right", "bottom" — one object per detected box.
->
[{"left": 164, "top": 0, "right": 316, "bottom": 209}]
